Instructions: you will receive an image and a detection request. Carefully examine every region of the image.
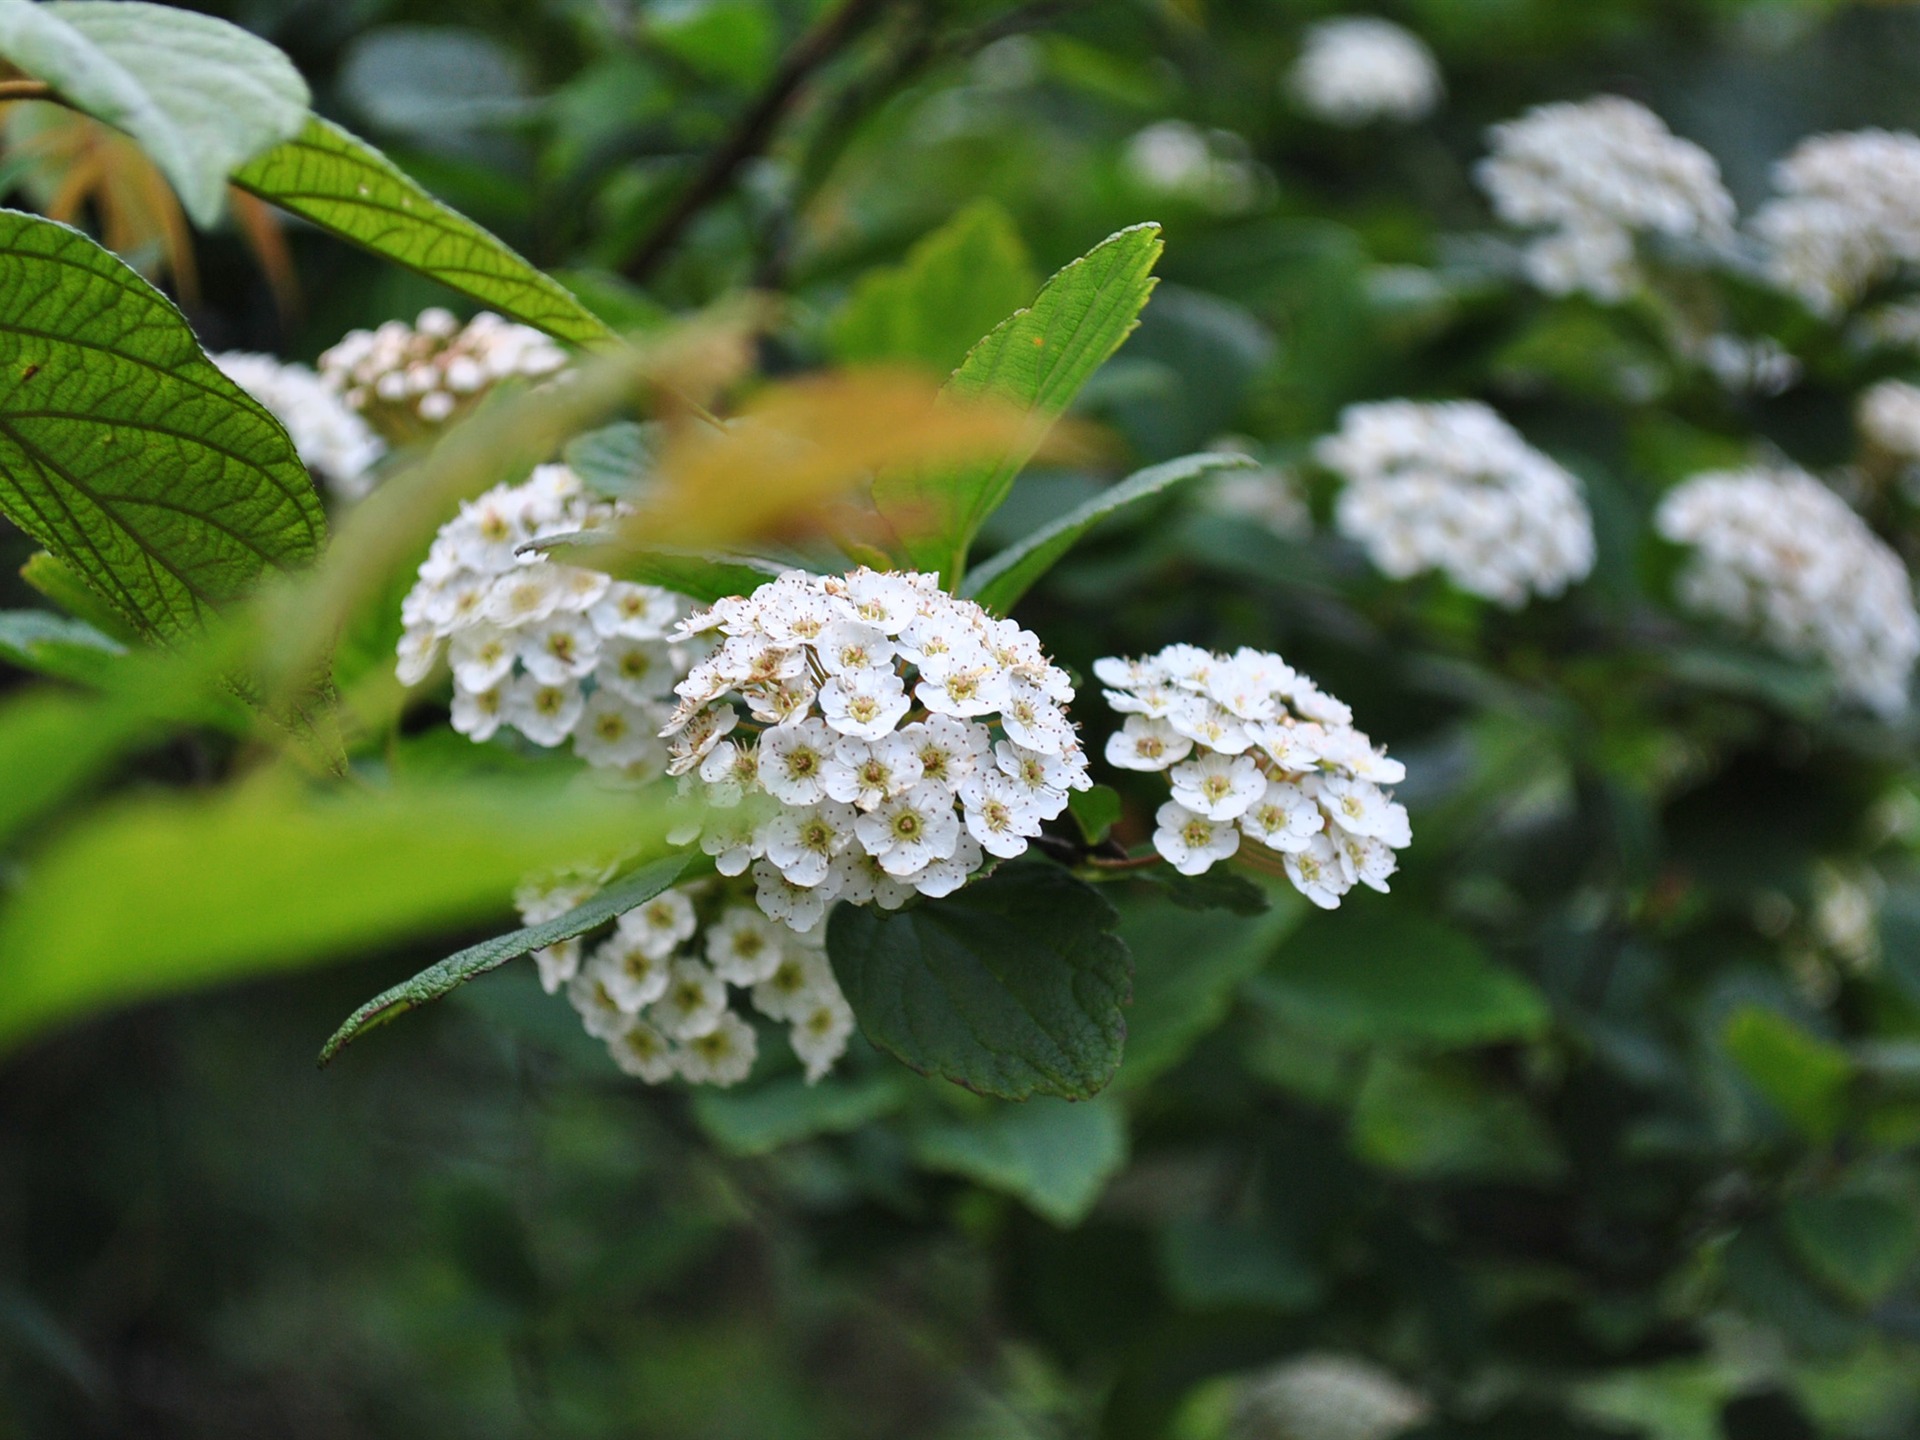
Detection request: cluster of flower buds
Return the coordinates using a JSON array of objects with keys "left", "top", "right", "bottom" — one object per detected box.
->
[
  {"left": 213, "top": 351, "right": 386, "bottom": 502},
  {"left": 516, "top": 872, "right": 853, "bottom": 1088},
  {"left": 320, "top": 307, "right": 569, "bottom": 445},
  {"left": 664, "top": 569, "right": 1091, "bottom": 930},
  {"left": 1099, "top": 646, "right": 1410, "bottom": 908},
  {"left": 396, "top": 464, "right": 689, "bottom": 774}
]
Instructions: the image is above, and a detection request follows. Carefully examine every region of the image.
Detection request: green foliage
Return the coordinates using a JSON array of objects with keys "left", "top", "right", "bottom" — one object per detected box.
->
[
  {"left": 0, "top": 0, "right": 307, "bottom": 225},
  {"left": 1784, "top": 1191, "right": 1920, "bottom": 1307},
  {"left": 232, "top": 118, "right": 615, "bottom": 348},
  {"left": 827, "top": 864, "right": 1133, "bottom": 1101},
  {"left": 0, "top": 209, "right": 322, "bottom": 639},
  {"left": 0, "top": 608, "right": 122, "bottom": 687},
  {"left": 910, "top": 1094, "right": 1128, "bottom": 1226},
  {"left": 873, "top": 223, "right": 1163, "bottom": 582},
  {"left": 964, "top": 450, "right": 1254, "bottom": 614},
  {"left": 829, "top": 200, "right": 1039, "bottom": 378},
  {"left": 1350, "top": 1053, "right": 1565, "bottom": 1183},
  {"left": 1725, "top": 1004, "right": 1854, "bottom": 1142},
  {"left": 320, "top": 854, "right": 689, "bottom": 1064},
  {"left": 691, "top": 1070, "right": 912, "bottom": 1157}
]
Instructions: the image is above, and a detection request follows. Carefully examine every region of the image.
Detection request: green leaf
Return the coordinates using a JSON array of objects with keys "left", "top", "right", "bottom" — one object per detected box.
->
[
  {"left": 872, "top": 223, "right": 1163, "bottom": 582},
  {"left": 826, "top": 864, "right": 1133, "bottom": 1101},
  {"left": 0, "top": 0, "right": 308, "bottom": 226},
  {"left": 964, "top": 450, "right": 1255, "bottom": 614},
  {"left": 692, "top": 1071, "right": 911, "bottom": 1157},
  {"left": 1723, "top": 1220, "right": 1868, "bottom": 1354},
  {"left": 1351, "top": 1053, "right": 1565, "bottom": 1183},
  {"left": 19, "top": 551, "right": 138, "bottom": 644},
  {"left": 1141, "top": 865, "right": 1272, "bottom": 916},
  {"left": 911, "top": 1095, "right": 1127, "bottom": 1226},
  {"left": 0, "top": 608, "right": 123, "bottom": 687},
  {"left": 1115, "top": 888, "right": 1303, "bottom": 1090},
  {"left": 0, "top": 775, "right": 678, "bottom": 1053},
  {"left": 563, "top": 421, "right": 656, "bottom": 501},
  {"left": 1783, "top": 1191, "right": 1920, "bottom": 1308},
  {"left": 0, "top": 210, "right": 324, "bottom": 639},
  {"left": 545, "top": 530, "right": 787, "bottom": 604},
  {"left": 319, "top": 853, "right": 688, "bottom": 1063},
  {"left": 1159, "top": 1219, "right": 1320, "bottom": 1312},
  {"left": 232, "top": 117, "right": 615, "bottom": 349},
  {"left": 1248, "top": 909, "right": 1549, "bottom": 1049},
  {"left": 1723, "top": 1005, "right": 1852, "bottom": 1142},
  {"left": 1068, "top": 784, "right": 1122, "bottom": 847},
  {"left": 829, "top": 199, "right": 1039, "bottom": 379}
]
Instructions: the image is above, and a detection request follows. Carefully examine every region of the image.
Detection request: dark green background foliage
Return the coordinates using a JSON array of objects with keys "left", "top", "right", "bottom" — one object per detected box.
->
[{"left": 9, "top": 0, "right": 1920, "bottom": 1436}]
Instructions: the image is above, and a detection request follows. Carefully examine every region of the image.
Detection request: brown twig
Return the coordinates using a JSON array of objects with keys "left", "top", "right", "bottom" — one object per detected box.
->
[
  {"left": 621, "top": 0, "right": 895, "bottom": 284},
  {"left": 0, "top": 79, "right": 53, "bottom": 102}
]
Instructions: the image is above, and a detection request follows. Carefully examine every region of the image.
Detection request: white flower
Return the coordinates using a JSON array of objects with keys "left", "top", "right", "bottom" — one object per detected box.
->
[
  {"left": 699, "top": 802, "right": 766, "bottom": 876},
  {"left": 1238, "top": 779, "right": 1324, "bottom": 853},
  {"left": 485, "top": 566, "right": 567, "bottom": 629},
  {"left": 705, "top": 906, "right": 788, "bottom": 985},
  {"left": 214, "top": 351, "right": 385, "bottom": 500},
  {"left": 449, "top": 626, "right": 515, "bottom": 692},
  {"left": 591, "top": 582, "right": 679, "bottom": 639},
  {"left": 757, "top": 718, "right": 837, "bottom": 804},
  {"left": 651, "top": 958, "right": 729, "bottom": 1040},
  {"left": 320, "top": 308, "right": 568, "bottom": 442},
  {"left": 676, "top": 1010, "right": 757, "bottom": 1087},
  {"left": 821, "top": 732, "right": 924, "bottom": 809},
  {"left": 1169, "top": 752, "right": 1268, "bottom": 821},
  {"left": 1752, "top": 130, "right": 1920, "bottom": 316},
  {"left": 567, "top": 967, "right": 632, "bottom": 1041},
  {"left": 856, "top": 781, "right": 963, "bottom": 877},
  {"left": 1477, "top": 96, "right": 1734, "bottom": 301},
  {"left": 960, "top": 770, "right": 1045, "bottom": 858},
  {"left": 1153, "top": 800, "right": 1242, "bottom": 875},
  {"left": 697, "top": 740, "right": 759, "bottom": 807},
  {"left": 791, "top": 991, "right": 856, "bottom": 1084},
  {"left": 1313, "top": 775, "right": 1404, "bottom": 841},
  {"left": 450, "top": 682, "right": 505, "bottom": 742},
  {"left": 1288, "top": 17, "right": 1442, "bottom": 127},
  {"left": 532, "top": 940, "right": 581, "bottom": 994},
  {"left": 818, "top": 672, "right": 913, "bottom": 740},
  {"left": 752, "top": 945, "right": 837, "bottom": 1023},
  {"left": 1860, "top": 379, "right": 1920, "bottom": 461},
  {"left": 1318, "top": 399, "right": 1595, "bottom": 607},
  {"left": 900, "top": 715, "right": 992, "bottom": 788},
  {"left": 763, "top": 799, "right": 858, "bottom": 888},
  {"left": 1285, "top": 834, "right": 1353, "bottom": 909},
  {"left": 607, "top": 1020, "right": 676, "bottom": 1083},
  {"left": 518, "top": 614, "right": 599, "bottom": 685},
  {"left": 573, "top": 690, "right": 664, "bottom": 771},
  {"left": 814, "top": 619, "right": 896, "bottom": 677},
  {"left": 1656, "top": 465, "right": 1920, "bottom": 716},
  {"left": 616, "top": 887, "right": 698, "bottom": 959},
  {"left": 752, "top": 858, "right": 836, "bottom": 932},
  {"left": 829, "top": 846, "right": 917, "bottom": 909},
  {"left": 397, "top": 628, "right": 441, "bottom": 687},
  {"left": 590, "top": 934, "right": 673, "bottom": 1011},
  {"left": 501, "top": 675, "right": 584, "bottom": 747},
  {"left": 1105, "top": 715, "right": 1194, "bottom": 772}
]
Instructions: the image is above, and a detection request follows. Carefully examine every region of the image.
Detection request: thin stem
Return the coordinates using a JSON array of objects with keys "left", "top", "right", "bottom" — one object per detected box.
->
[
  {"left": 0, "top": 80, "right": 53, "bottom": 102},
  {"left": 1085, "top": 853, "right": 1165, "bottom": 873}
]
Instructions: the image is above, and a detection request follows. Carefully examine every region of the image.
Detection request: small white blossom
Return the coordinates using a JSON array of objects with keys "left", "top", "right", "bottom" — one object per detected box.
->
[
  {"left": 651, "top": 959, "right": 729, "bottom": 1040},
  {"left": 1288, "top": 17, "right": 1442, "bottom": 127},
  {"left": 1154, "top": 801, "right": 1242, "bottom": 875},
  {"left": 616, "top": 887, "right": 698, "bottom": 959},
  {"left": 608, "top": 1020, "right": 676, "bottom": 1083},
  {"left": 1169, "top": 752, "right": 1268, "bottom": 821},
  {"left": 320, "top": 308, "right": 568, "bottom": 444},
  {"left": 790, "top": 991, "right": 857, "bottom": 1084},
  {"left": 705, "top": 906, "right": 788, "bottom": 985},
  {"left": 675, "top": 1010, "right": 758, "bottom": 1087},
  {"left": 1752, "top": 131, "right": 1920, "bottom": 317}
]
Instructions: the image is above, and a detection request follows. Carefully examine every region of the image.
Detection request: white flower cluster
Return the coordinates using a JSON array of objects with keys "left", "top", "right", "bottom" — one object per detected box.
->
[
  {"left": 1287, "top": 17, "right": 1443, "bottom": 127},
  {"left": 213, "top": 351, "right": 386, "bottom": 502},
  {"left": 1231, "top": 1352, "right": 1429, "bottom": 1440},
  {"left": 1476, "top": 96, "right": 1735, "bottom": 300},
  {"left": 1860, "top": 379, "right": 1920, "bottom": 461},
  {"left": 1753, "top": 130, "right": 1920, "bottom": 318},
  {"left": 516, "top": 873, "right": 854, "bottom": 1088},
  {"left": 1121, "top": 121, "right": 1263, "bottom": 213},
  {"left": 665, "top": 569, "right": 1090, "bottom": 930},
  {"left": 1099, "top": 646, "right": 1409, "bottom": 909},
  {"left": 1317, "top": 400, "right": 1596, "bottom": 607},
  {"left": 1656, "top": 466, "right": 1920, "bottom": 717},
  {"left": 320, "top": 307, "right": 569, "bottom": 442},
  {"left": 395, "top": 464, "right": 689, "bottom": 773}
]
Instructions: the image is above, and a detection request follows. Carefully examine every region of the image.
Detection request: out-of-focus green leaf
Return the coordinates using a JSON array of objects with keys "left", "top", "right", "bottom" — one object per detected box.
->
[
  {"left": 1251, "top": 909, "right": 1549, "bottom": 1048},
  {"left": 1116, "top": 889, "right": 1303, "bottom": 1090},
  {"left": 232, "top": 118, "right": 615, "bottom": 348},
  {"left": 911, "top": 1094, "right": 1127, "bottom": 1226},
  {"left": 692, "top": 1071, "right": 912, "bottom": 1157},
  {"left": 0, "top": 210, "right": 323, "bottom": 639},
  {"left": 319, "top": 853, "right": 688, "bottom": 1064},
  {"left": 827, "top": 864, "right": 1133, "bottom": 1101},
  {"left": 1724, "top": 1005, "right": 1852, "bottom": 1143},
  {"left": 1783, "top": 1192, "right": 1920, "bottom": 1308},
  {"left": 1142, "top": 866, "right": 1273, "bottom": 916},
  {"left": 0, "top": 775, "right": 677, "bottom": 1052},
  {"left": 1158, "top": 1219, "right": 1320, "bottom": 1312},
  {"left": 1723, "top": 1220, "right": 1868, "bottom": 1354},
  {"left": 829, "top": 199, "right": 1038, "bottom": 378},
  {"left": 338, "top": 25, "right": 535, "bottom": 141},
  {"left": 18, "top": 551, "right": 139, "bottom": 644},
  {"left": 1351, "top": 1054, "right": 1564, "bottom": 1183},
  {"left": 1068, "top": 784, "right": 1122, "bottom": 846},
  {"left": 964, "top": 451, "right": 1254, "bottom": 614},
  {"left": 563, "top": 421, "right": 657, "bottom": 500},
  {"left": 548, "top": 531, "right": 787, "bottom": 603},
  {"left": 0, "top": 609, "right": 123, "bottom": 687},
  {"left": 873, "top": 223, "right": 1162, "bottom": 582},
  {"left": 644, "top": 0, "right": 777, "bottom": 87},
  {"left": 0, "top": 0, "right": 308, "bottom": 225}
]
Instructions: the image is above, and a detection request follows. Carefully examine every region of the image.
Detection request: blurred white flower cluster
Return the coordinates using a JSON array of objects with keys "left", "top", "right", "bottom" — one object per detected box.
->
[
  {"left": 395, "top": 463, "right": 689, "bottom": 773},
  {"left": 1859, "top": 379, "right": 1920, "bottom": 462},
  {"left": 1231, "top": 1352, "right": 1429, "bottom": 1440},
  {"left": 1099, "top": 646, "right": 1409, "bottom": 908},
  {"left": 320, "top": 307, "right": 569, "bottom": 442},
  {"left": 1753, "top": 130, "right": 1920, "bottom": 318},
  {"left": 666, "top": 569, "right": 1090, "bottom": 930},
  {"left": 1316, "top": 400, "right": 1596, "bottom": 607},
  {"left": 1122, "top": 120, "right": 1264, "bottom": 213},
  {"left": 1477, "top": 96, "right": 1735, "bottom": 300},
  {"left": 1287, "top": 17, "right": 1443, "bottom": 127},
  {"left": 213, "top": 351, "right": 386, "bottom": 502},
  {"left": 1656, "top": 466, "right": 1920, "bottom": 717},
  {"left": 517, "top": 873, "right": 853, "bottom": 1088}
]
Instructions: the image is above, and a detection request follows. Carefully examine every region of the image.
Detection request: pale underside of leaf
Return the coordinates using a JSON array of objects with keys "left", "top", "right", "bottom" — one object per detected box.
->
[
  {"left": 0, "top": 209, "right": 323, "bottom": 639},
  {"left": 232, "top": 117, "right": 616, "bottom": 349}
]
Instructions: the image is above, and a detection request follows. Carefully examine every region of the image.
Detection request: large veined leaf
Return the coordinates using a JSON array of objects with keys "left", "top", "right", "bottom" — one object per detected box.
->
[
  {"left": 319, "top": 854, "right": 688, "bottom": 1063},
  {"left": 964, "top": 450, "right": 1254, "bottom": 614},
  {"left": 232, "top": 117, "right": 616, "bottom": 349},
  {"left": 872, "top": 223, "right": 1163, "bottom": 582},
  {"left": 826, "top": 864, "right": 1133, "bottom": 1101},
  {"left": 0, "top": 774, "right": 679, "bottom": 1053},
  {"left": 0, "top": 210, "right": 323, "bottom": 639},
  {"left": 829, "top": 199, "right": 1038, "bottom": 378},
  {"left": 910, "top": 1094, "right": 1127, "bottom": 1226},
  {"left": 0, "top": 0, "right": 308, "bottom": 226}
]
